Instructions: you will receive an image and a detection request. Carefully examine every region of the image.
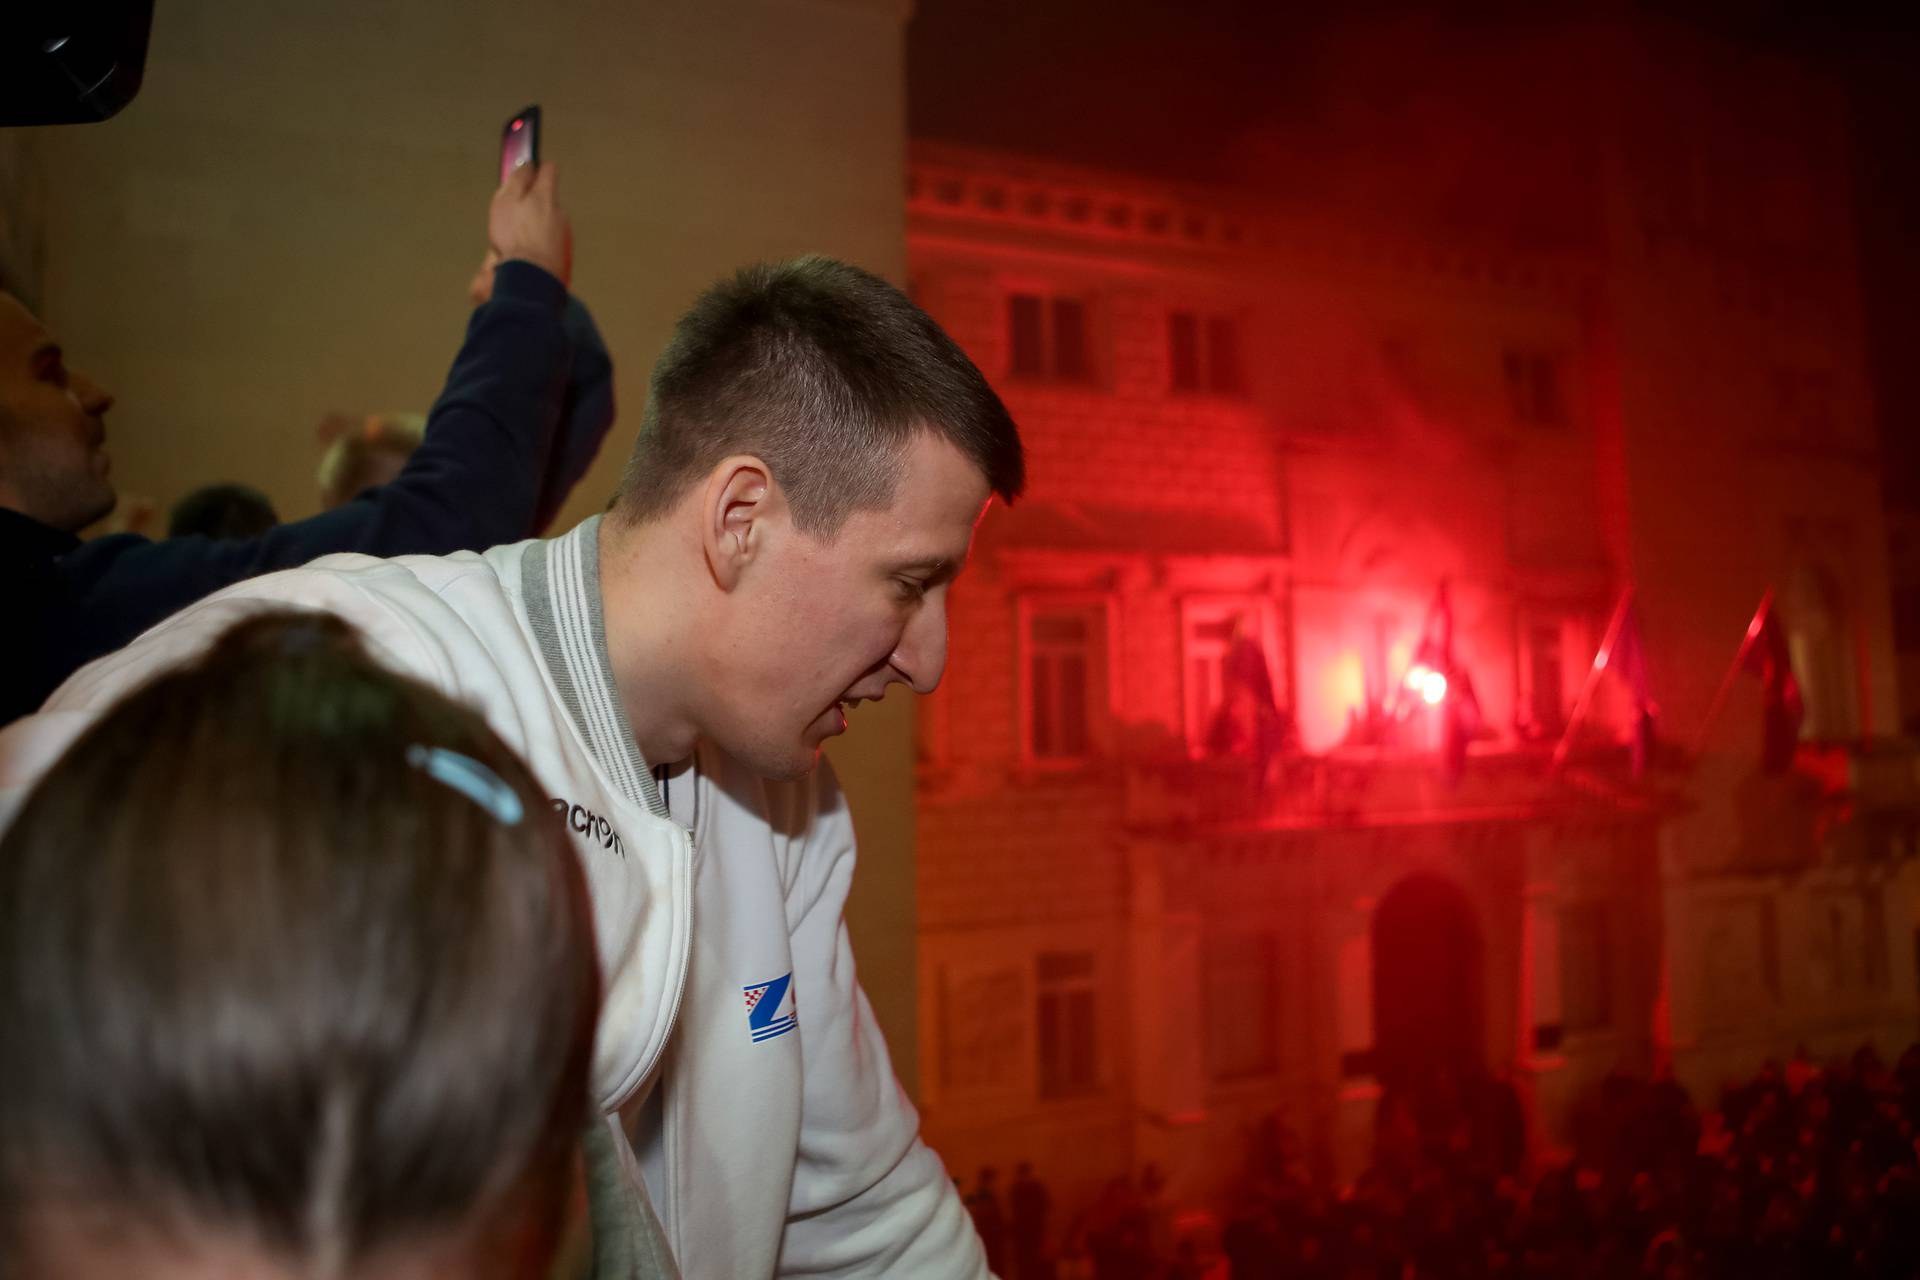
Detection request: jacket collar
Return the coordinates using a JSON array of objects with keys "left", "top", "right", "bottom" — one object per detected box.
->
[
  {"left": 0, "top": 506, "right": 83, "bottom": 561},
  {"left": 521, "top": 516, "right": 668, "bottom": 819}
]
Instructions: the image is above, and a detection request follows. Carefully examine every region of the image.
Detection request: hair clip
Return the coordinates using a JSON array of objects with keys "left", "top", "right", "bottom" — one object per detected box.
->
[{"left": 405, "top": 745, "right": 524, "bottom": 826}]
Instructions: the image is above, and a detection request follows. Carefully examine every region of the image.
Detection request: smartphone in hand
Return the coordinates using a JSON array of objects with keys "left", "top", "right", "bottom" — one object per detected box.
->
[{"left": 499, "top": 104, "right": 541, "bottom": 184}]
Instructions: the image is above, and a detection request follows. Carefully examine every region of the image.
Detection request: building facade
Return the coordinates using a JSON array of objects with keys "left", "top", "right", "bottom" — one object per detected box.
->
[{"left": 905, "top": 26, "right": 1920, "bottom": 1223}]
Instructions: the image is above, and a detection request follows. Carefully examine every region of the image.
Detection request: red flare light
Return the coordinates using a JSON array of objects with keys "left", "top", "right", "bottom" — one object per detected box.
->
[{"left": 1407, "top": 664, "right": 1448, "bottom": 706}]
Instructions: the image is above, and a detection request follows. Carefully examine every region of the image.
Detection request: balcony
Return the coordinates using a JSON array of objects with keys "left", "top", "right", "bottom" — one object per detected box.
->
[{"left": 1119, "top": 741, "right": 1670, "bottom": 834}]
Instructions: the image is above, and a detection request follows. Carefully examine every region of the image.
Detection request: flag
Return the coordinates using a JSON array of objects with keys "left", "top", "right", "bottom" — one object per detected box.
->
[
  {"left": 1441, "top": 666, "right": 1482, "bottom": 782},
  {"left": 1609, "top": 601, "right": 1657, "bottom": 776},
  {"left": 1549, "top": 587, "right": 1653, "bottom": 779},
  {"left": 1740, "top": 594, "right": 1803, "bottom": 773},
  {"left": 1413, "top": 580, "right": 1454, "bottom": 675}
]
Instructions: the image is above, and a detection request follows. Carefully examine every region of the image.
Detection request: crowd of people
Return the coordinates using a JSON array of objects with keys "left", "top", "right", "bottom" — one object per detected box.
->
[{"left": 965, "top": 1046, "right": 1920, "bottom": 1280}]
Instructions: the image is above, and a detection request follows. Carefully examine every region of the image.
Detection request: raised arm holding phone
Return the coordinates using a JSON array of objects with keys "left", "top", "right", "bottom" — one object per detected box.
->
[{"left": 1, "top": 139, "right": 615, "bottom": 724}]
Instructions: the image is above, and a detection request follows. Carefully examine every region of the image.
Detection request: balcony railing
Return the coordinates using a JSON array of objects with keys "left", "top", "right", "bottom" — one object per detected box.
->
[{"left": 1119, "top": 743, "right": 1666, "bottom": 832}]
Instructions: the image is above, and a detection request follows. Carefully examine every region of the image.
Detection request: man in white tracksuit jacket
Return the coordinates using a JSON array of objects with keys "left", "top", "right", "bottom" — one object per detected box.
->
[{"left": 0, "top": 257, "right": 1026, "bottom": 1278}]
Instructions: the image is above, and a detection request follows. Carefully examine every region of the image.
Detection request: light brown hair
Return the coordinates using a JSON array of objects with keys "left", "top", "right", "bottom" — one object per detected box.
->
[
  {"left": 317, "top": 411, "right": 426, "bottom": 508},
  {"left": 0, "top": 611, "right": 598, "bottom": 1277}
]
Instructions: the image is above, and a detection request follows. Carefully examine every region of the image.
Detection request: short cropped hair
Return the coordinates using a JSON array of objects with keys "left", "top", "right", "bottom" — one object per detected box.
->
[
  {"left": 0, "top": 612, "right": 598, "bottom": 1275},
  {"left": 610, "top": 255, "right": 1024, "bottom": 536},
  {"left": 167, "top": 481, "right": 281, "bottom": 539}
]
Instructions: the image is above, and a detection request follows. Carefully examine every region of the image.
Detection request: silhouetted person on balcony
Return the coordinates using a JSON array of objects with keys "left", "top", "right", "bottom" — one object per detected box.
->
[{"left": 1205, "top": 615, "right": 1297, "bottom": 788}]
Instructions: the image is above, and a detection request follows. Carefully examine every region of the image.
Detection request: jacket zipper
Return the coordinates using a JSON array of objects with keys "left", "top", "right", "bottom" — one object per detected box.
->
[
  {"left": 649, "top": 818, "right": 697, "bottom": 1258},
  {"left": 640, "top": 822, "right": 696, "bottom": 1088}
]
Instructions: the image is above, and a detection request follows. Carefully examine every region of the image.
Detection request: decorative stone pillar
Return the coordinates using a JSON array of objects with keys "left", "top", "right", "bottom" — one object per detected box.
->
[
  {"left": 1125, "top": 838, "right": 1207, "bottom": 1198},
  {"left": 1328, "top": 899, "right": 1378, "bottom": 1186},
  {"left": 1516, "top": 876, "right": 1568, "bottom": 1149}
]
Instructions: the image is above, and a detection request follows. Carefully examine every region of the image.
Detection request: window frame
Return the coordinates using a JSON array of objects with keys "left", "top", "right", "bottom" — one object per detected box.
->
[
  {"left": 1515, "top": 609, "right": 1589, "bottom": 742},
  {"left": 1035, "top": 948, "right": 1101, "bottom": 1101},
  {"left": 1179, "top": 595, "right": 1282, "bottom": 759},
  {"left": 1016, "top": 594, "right": 1118, "bottom": 769},
  {"left": 1557, "top": 898, "right": 1613, "bottom": 1037},
  {"left": 1167, "top": 306, "right": 1248, "bottom": 398},
  {"left": 1004, "top": 287, "right": 1097, "bottom": 386},
  {"left": 1201, "top": 929, "right": 1280, "bottom": 1082},
  {"left": 1501, "top": 346, "right": 1568, "bottom": 429}
]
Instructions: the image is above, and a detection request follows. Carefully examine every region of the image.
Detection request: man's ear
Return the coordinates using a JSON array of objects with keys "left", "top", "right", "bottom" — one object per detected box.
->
[{"left": 701, "top": 455, "right": 775, "bottom": 591}]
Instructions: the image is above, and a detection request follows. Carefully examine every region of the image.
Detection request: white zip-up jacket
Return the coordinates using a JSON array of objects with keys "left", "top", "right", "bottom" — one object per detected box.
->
[{"left": 0, "top": 517, "right": 988, "bottom": 1280}]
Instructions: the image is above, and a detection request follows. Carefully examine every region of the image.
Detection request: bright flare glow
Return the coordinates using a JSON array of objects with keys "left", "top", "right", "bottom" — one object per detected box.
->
[{"left": 1406, "top": 664, "right": 1448, "bottom": 706}]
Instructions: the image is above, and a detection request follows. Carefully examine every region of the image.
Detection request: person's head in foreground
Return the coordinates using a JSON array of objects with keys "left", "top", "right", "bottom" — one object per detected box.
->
[
  {"left": 0, "top": 611, "right": 599, "bottom": 1280},
  {"left": 603, "top": 254, "right": 1025, "bottom": 780},
  {"left": 0, "top": 288, "right": 118, "bottom": 533}
]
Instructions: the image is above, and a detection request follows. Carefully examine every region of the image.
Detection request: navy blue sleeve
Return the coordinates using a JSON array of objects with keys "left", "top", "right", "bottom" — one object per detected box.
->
[
  {"left": 532, "top": 294, "right": 618, "bottom": 533},
  {"left": 53, "top": 260, "right": 577, "bottom": 664}
]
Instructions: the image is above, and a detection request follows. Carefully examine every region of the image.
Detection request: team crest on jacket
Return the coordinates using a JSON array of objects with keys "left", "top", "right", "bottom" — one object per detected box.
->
[{"left": 742, "top": 973, "right": 798, "bottom": 1044}]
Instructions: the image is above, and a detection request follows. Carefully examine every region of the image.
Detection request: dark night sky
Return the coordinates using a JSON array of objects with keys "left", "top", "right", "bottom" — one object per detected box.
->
[
  {"left": 906, "top": 1, "right": 1920, "bottom": 508},
  {"left": 907, "top": 0, "right": 1326, "bottom": 184}
]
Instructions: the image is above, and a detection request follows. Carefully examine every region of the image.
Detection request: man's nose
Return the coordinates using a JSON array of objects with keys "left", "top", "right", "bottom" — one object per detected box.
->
[
  {"left": 889, "top": 600, "right": 950, "bottom": 695},
  {"left": 72, "top": 369, "right": 114, "bottom": 417}
]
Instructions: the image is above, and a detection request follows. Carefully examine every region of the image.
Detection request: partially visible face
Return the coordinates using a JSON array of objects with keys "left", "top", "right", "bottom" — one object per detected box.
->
[
  {"left": 705, "top": 431, "right": 993, "bottom": 780},
  {"left": 0, "top": 293, "right": 117, "bottom": 533}
]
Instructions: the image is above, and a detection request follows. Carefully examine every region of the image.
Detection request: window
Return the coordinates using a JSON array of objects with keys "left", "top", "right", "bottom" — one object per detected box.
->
[
  {"left": 1203, "top": 932, "right": 1278, "bottom": 1081},
  {"left": 1169, "top": 310, "right": 1245, "bottom": 395},
  {"left": 1700, "top": 897, "right": 1780, "bottom": 1033},
  {"left": 1786, "top": 562, "right": 1859, "bottom": 743},
  {"left": 1023, "top": 602, "right": 1108, "bottom": 763},
  {"left": 1525, "top": 621, "right": 1566, "bottom": 736},
  {"left": 1008, "top": 292, "right": 1090, "bottom": 382},
  {"left": 1865, "top": 891, "right": 1890, "bottom": 991},
  {"left": 1518, "top": 613, "right": 1588, "bottom": 740},
  {"left": 1037, "top": 950, "right": 1098, "bottom": 1099},
  {"left": 1558, "top": 901, "right": 1612, "bottom": 1034},
  {"left": 1182, "top": 599, "right": 1281, "bottom": 758},
  {"left": 1812, "top": 894, "right": 1864, "bottom": 994},
  {"left": 1502, "top": 348, "right": 1565, "bottom": 428},
  {"left": 1810, "top": 891, "right": 1889, "bottom": 996}
]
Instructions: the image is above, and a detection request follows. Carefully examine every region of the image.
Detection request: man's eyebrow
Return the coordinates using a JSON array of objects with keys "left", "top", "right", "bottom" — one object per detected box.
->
[{"left": 29, "top": 341, "right": 62, "bottom": 364}]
